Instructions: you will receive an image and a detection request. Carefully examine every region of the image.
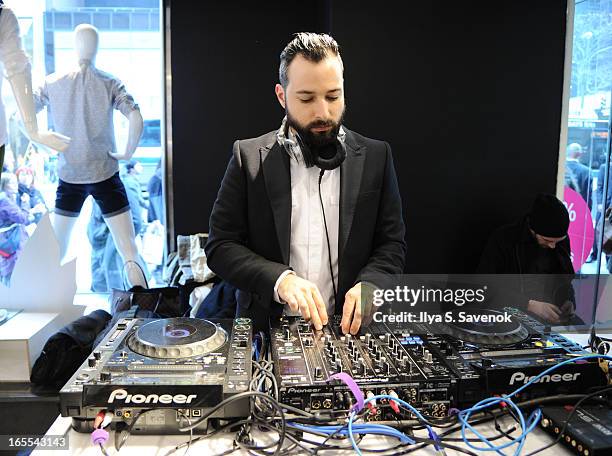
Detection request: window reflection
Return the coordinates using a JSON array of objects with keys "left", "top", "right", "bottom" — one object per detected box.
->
[{"left": 0, "top": 0, "right": 164, "bottom": 290}]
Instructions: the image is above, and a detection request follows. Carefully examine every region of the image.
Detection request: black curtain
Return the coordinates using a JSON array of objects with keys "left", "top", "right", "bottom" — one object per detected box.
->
[{"left": 170, "top": 0, "right": 567, "bottom": 273}]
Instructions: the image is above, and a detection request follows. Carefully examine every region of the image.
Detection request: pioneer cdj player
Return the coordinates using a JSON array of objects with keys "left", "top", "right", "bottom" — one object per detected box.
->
[
  {"left": 270, "top": 308, "right": 607, "bottom": 418},
  {"left": 60, "top": 317, "right": 252, "bottom": 434}
]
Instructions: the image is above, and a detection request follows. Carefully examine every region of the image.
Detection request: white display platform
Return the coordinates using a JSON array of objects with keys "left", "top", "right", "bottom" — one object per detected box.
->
[{"left": 0, "top": 311, "right": 63, "bottom": 382}]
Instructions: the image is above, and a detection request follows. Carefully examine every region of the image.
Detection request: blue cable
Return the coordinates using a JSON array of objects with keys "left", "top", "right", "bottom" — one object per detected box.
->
[
  {"left": 298, "top": 355, "right": 610, "bottom": 455},
  {"left": 457, "top": 354, "right": 611, "bottom": 455},
  {"left": 288, "top": 421, "right": 414, "bottom": 444}
]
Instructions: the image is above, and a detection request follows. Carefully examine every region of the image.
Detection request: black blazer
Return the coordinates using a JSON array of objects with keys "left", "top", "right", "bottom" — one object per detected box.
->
[{"left": 205, "top": 128, "right": 406, "bottom": 331}]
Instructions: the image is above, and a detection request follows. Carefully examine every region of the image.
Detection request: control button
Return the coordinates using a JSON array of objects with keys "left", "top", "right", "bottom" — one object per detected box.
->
[
  {"left": 93, "top": 351, "right": 101, "bottom": 360},
  {"left": 99, "top": 371, "right": 111, "bottom": 381},
  {"left": 87, "top": 357, "right": 96, "bottom": 368}
]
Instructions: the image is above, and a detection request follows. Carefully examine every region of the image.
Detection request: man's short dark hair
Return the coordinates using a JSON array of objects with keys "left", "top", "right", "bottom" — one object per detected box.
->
[{"left": 279, "top": 32, "right": 343, "bottom": 88}]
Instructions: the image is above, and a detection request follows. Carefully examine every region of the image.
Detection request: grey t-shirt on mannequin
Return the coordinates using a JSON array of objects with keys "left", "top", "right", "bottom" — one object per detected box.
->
[{"left": 34, "top": 61, "right": 139, "bottom": 184}]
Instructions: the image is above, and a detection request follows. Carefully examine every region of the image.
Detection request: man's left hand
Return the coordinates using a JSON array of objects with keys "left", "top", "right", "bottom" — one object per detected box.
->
[
  {"left": 341, "top": 282, "right": 377, "bottom": 335},
  {"left": 341, "top": 283, "right": 362, "bottom": 335}
]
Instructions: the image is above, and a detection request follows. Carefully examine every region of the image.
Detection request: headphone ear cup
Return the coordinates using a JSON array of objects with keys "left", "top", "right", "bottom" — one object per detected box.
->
[{"left": 313, "top": 138, "right": 346, "bottom": 171}]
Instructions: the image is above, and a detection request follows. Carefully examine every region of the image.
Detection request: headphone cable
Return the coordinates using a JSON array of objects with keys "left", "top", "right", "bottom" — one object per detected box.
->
[{"left": 319, "top": 169, "right": 338, "bottom": 301}]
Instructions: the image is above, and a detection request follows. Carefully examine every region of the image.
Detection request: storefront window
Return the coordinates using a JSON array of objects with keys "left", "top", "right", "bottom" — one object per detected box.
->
[
  {"left": 0, "top": 0, "right": 165, "bottom": 291},
  {"left": 562, "top": 0, "right": 612, "bottom": 277}
]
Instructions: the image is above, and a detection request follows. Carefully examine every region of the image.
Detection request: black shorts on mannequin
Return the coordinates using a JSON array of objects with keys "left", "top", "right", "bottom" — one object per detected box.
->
[{"left": 54, "top": 171, "right": 130, "bottom": 217}]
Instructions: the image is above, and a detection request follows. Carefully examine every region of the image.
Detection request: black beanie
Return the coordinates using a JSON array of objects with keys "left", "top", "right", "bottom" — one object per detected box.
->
[{"left": 528, "top": 193, "right": 570, "bottom": 238}]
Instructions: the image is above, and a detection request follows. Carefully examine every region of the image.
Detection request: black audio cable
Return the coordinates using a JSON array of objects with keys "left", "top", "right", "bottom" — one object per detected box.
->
[
  {"left": 318, "top": 169, "right": 337, "bottom": 301},
  {"left": 163, "top": 418, "right": 276, "bottom": 456}
]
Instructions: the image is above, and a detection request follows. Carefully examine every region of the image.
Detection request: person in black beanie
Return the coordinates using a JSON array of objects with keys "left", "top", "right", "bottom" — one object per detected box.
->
[{"left": 477, "top": 193, "right": 577, "bottom": 324}]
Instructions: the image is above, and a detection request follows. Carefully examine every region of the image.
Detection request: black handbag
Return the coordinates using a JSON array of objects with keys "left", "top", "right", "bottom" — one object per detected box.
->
[
  {"left": 110, "top": 261, "right": 188, "bottom": 318},
  {"left": 110, "top": 285, "right": 187, "bottom": 317}
]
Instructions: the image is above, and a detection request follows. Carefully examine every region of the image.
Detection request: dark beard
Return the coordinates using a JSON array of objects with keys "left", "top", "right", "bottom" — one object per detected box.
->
[{"left": 286, "top": 109, "right": 344, "bottom": 150}]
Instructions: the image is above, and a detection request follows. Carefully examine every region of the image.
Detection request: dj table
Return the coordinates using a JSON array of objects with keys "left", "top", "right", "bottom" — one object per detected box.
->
[{"left": 23, "top": 313, "right": 612, "bottom": 456}]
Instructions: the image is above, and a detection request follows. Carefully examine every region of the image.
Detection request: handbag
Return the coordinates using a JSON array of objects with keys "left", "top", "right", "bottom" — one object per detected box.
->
[{"left": 110, "top": 261, "right": 188, "bottom": 318}]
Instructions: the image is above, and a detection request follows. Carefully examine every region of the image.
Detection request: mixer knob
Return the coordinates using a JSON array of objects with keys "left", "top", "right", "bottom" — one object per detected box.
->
[
  {"left": 304, "top": 337, "right": 313, "bottom": 347},
  {"left": 365, "top": 333, "right": 372, "bottom": 344},
  {"left": 314, "top": 366, "right": 323, "bottom": 379},
  {"left": 93, "top": 351, "right": 101, "bottom": 360},
  {"left": 284, "top": 328, "right": 291, "bottom": 341},
  {"left": 344, "top": 334, "right": 352, "bottom": 343},
  {"left": 424, "top": 352, "right": 433, "bottom": 363},
  {"left": 355, "top": 358, "right": 365, "bottom": 375},
  {"left": 87, "top": 357, "right": 96, "bottom": 368}
]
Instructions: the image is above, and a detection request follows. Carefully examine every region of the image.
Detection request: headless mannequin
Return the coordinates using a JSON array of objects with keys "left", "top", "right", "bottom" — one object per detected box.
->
[{"left": 50, "top": 25, "right": 146, "bottom": 288}]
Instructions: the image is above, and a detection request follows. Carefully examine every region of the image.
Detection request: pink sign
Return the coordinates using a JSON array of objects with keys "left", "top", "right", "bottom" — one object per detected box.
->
[{"left": 563, "top": 187, "right": 595, "bottom": 271}]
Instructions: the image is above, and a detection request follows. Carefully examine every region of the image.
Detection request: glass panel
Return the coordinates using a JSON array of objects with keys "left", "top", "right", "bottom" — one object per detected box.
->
[
  {"left": 563, "top": 0, "right": 612, "bottom": 277},
  {"left": 0, "top": 1, "right": 165, "bottom": 291},
  {"left": 562, "top": 0, "right": 612, "bottom": 329}
]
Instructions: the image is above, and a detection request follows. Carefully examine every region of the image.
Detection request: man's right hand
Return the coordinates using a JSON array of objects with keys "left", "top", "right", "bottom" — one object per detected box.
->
[
  {"left": 278, "top": 274, "right": 328, "bottom": 330},
  {"left": 527, "top": 300, "right": 562, "bottom": 324}
]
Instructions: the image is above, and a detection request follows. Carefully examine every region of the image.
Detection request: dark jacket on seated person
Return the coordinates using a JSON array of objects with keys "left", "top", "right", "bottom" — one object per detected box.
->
[{"left": 476, "top": 215, "right": 575, "bottom": 311}]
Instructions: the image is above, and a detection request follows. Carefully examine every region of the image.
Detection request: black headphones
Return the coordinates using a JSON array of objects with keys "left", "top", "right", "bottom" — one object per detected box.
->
[{"left": 282, "top": 121, "right": 346, "bottom": 171}]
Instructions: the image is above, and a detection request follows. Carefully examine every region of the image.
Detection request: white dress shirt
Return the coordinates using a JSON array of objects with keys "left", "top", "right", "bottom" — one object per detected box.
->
[{"left": 273, "top": 123, "right": 343, "bottom": 317}]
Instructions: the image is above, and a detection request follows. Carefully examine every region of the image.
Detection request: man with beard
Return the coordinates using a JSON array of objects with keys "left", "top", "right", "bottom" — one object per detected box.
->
[{"left": 205, "top": 33, "right": 406, "bottom": 334}]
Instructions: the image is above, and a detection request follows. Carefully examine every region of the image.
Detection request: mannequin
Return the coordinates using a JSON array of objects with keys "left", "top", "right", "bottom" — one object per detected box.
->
[
  {"left": 34, "top": 24, "right": 146, "bottom": 288},
  {"left": 0, "top": 4, "right": 70, "bottom": 174}
]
